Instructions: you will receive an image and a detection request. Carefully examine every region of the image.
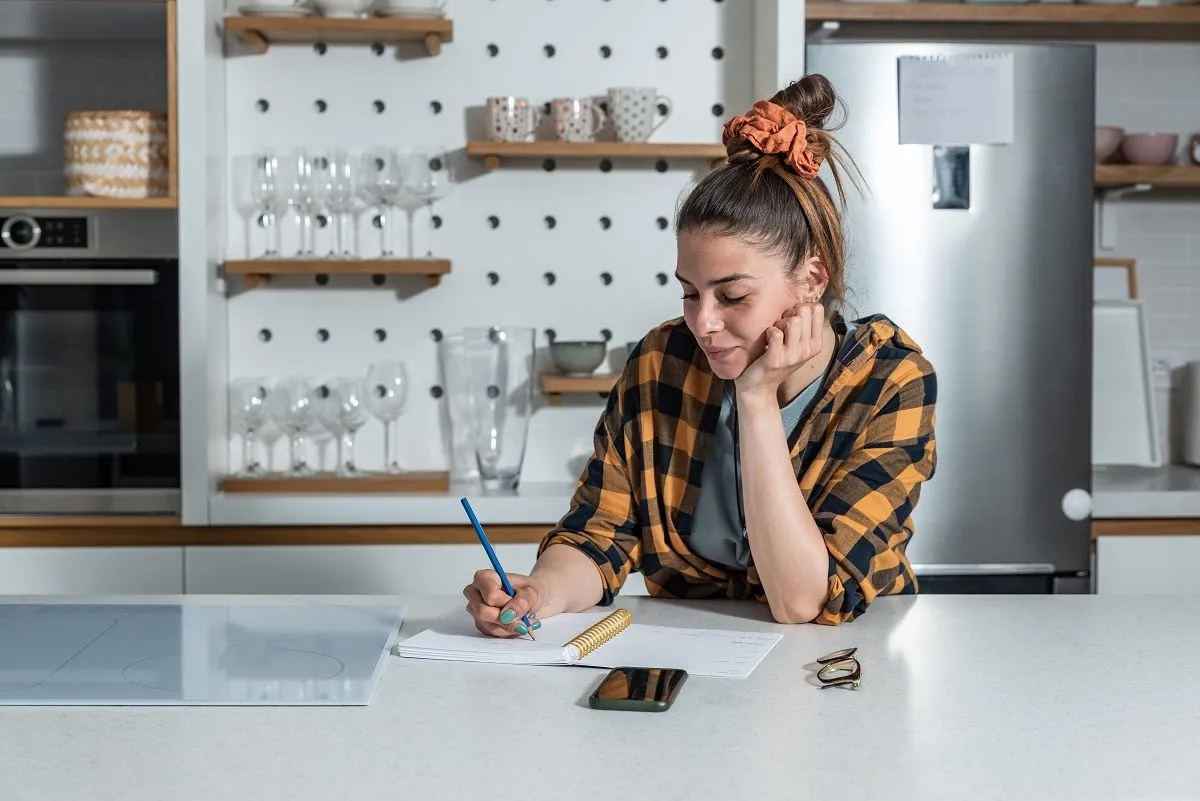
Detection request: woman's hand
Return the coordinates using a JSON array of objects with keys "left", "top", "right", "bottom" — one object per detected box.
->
[
  {"left": 735, "top": 302, "right": 826, "bottom": 400},
  {"left": 462, "top": 570, "right": 544, "bottom": 638}
]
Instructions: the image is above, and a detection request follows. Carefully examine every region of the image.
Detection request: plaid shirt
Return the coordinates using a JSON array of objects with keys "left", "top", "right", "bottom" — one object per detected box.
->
[{"left": 538, "top": 313, "right": 938, "bottom": 625}]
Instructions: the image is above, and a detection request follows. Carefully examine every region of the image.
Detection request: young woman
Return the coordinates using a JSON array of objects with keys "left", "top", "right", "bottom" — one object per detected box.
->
[{"left": 463, "top": 74, "right": 937, "bottom": 632}]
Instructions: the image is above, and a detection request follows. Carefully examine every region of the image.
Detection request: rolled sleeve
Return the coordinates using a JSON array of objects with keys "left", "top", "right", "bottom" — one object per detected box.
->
[{"left": 812, "top": 358, "right": 937, "bottom": 625}]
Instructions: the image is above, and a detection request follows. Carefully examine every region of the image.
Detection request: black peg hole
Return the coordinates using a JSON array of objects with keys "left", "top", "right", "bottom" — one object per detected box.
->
[
  {"left": 656, "top": 272, "right": 669, "bottom": 285},
  {"left": 313, "top": 43, "right": 327, "bottom": 55},
  {"left": 541, "top": 101, "right": 551, "bottom": 116},
  {"left": 371, "top": 274, "right": 386, "bottom": 286},
  {"left": 601, "top": 328, "right": 613, "bottom": 341},
  {"left": 656, "top": 216, "right": 669, "bottom": 230},
  {"left": 371, "top": 42, "right": 385, "bottom": 56},
  {"left": 544, "top": 215, "right": 557, "bottom": 229},
  {"left": 430, "top": 328, "right": 443, "bottom": 342},
  {"left": 316, "top": 328, "right": 330, "bottom": 342},
  {"left": 599, "top": 159, "right": 613, "bottom": 173},
  {"left": 374, "top": 328, "right": 387, "bottom": 342},
  {"left": 431, "top": 215, "right": 443, "bottom": 229},
  {"left": 429, "top": 156, "right": 443, "bottom": 171},
  {"left": 599, "top": 100, "right": 609, "bottom": 114},
  {"left": 314, "top": 99, "right": 327, "bottom": 114},
  {"left": 542, "top": 159, "right": 556, "bottom": 172},
  {"left": 372, "top": 214, "right": 383, "bottom": 229},
  {"left": 373, "top": 100, "right": 386, "bottom": 114},
  {"left": 712, "top": 103, "right": 725, "bottom": 117},
  {"left": 316, "top": 214, "right": 329, "bottom": 228},
  {"left": 711, "top": 46, "right": 724, "bottom": 60},
  {"left": 544, "top": 328, "right": 557, "bottom": 342},
  {"left": 544, "top": 272, "right": 556, "bottom": 285},
  {"left": 487, "top": 215, "right": 500, "bottom": 229},
  {"left": 255, "top": 99, "right": 269, "bottom": 113},
  {"left": 543, "top": 44, "right": 556, "bottom": 58},
  {"left": 655, "top": 159, "right": 669, "bottom": 173},
  {"left": 258, "top": 328, "right": 272, "bottom": 343},
  {"left": 487, "top": 271, "right": 500, "bottom": 285},
  {"left": 657, "top": 102, "right": 670, "bottom": 117},
  {"left": 599, "top": 216, "right": 612, "bottom": 230},
  {"left": 656, "top": 46, "right": 669, "bottom": 59},
  {"left": 600, "top": 45, "right": 612, "bottom": 58},
  {"left": 600, "top": 272, "right": 613, "bottom": 285},
  {"left": 430, "top": 385, "right": 444, "bottom": 399},
  {"left": 430, "top": 100, "right": 443, "bottom": 114},
  {"left": 487, "top": 43, "right": 499, "bottom": 57},
  {"left": 315, "top": 274, "right": 329, "bottom": 286}
]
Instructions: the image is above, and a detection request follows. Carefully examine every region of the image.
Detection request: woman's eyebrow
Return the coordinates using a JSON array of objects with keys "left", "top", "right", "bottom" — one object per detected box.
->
[{"left": 674, "top": 271, "right": 758, "bottom": 287}]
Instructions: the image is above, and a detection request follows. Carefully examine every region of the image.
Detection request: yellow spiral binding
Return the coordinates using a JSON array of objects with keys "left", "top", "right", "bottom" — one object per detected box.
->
[{"left": 565, "top": 608, "right": 633, "bottom": 659}]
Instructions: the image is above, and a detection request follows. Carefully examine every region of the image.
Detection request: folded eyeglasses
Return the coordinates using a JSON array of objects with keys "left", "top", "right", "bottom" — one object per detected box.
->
[{"left": 816, "top": 647, "right": 861, "bottom": 689}]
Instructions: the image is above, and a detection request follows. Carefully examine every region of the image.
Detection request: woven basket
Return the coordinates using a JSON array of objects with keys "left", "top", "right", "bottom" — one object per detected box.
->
[{"left": 64, "top": 110, "right": 169, "bottom": 199}]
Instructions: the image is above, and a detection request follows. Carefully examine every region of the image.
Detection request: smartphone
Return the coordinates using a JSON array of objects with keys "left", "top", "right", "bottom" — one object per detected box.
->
[{"left": 587, "top": 666, "right": 688, "bottom": 712}]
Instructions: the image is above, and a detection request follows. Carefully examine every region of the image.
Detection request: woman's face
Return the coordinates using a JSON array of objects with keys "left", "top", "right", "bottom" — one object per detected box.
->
[{"left": 676, "top": 231, "right": 824, "bottom": 380}]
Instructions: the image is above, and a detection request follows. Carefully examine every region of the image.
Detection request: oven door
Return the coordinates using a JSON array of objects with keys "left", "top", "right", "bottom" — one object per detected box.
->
[{"left": 0, "top": 259, "right": 179, "bottom": 511}]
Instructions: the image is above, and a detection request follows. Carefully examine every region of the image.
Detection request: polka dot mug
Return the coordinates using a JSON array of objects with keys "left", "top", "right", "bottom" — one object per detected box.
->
[
  {"left": 487, "top": 96, "right": 543, "bottom": 142},
  {"left": 552, "top": 97, "right": 608, "bottom": 143},
  {"left": 607, "top": 87, "right": 672, "bottom": 143}
]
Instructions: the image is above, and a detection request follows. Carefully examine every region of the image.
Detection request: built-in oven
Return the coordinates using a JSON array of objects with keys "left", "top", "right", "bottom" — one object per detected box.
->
[{"left": 0, "top": 210, "right": 179, "bottom": 515}]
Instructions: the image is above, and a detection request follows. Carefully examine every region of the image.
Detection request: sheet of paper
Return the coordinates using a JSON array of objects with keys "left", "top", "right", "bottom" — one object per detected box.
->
[
  {"left": 581, "top": 625, "right": 783, "bottom": 680},
  {"left": 898, "top": 52, "right": 1014, "bottom": 145},
  {"left": 394, "top": 611, "right": 610, "bottom": 665}
]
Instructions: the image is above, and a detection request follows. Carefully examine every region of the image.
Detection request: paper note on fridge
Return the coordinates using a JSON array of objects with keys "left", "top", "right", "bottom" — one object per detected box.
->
[{"left": 897, "top": 53, "right": 1014, "bottom": 146}]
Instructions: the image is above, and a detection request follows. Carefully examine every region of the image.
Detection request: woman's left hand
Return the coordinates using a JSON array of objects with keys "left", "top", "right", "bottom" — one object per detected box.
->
[{"left": 735, "top": 302, "right": 826, "bottom": 401}]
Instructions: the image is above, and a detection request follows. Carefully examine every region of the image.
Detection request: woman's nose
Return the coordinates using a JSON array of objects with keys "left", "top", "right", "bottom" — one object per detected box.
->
[{"left": 697, "top": 301, "right": 724, "bottom": 335}]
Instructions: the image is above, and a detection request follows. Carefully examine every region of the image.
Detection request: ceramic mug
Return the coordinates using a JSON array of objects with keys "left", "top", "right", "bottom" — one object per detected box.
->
[
  {"left": 487, "top": 97, "right": 542, "bottom": 142},
  {"left": 376, "top": 0, "right": 447, "bottom": 12},
  {"left": 607, "top": 87, "right": 672, "bottom": 143},
  {"left": 553, "top": 98, "right": 607, "bottom": 143}
]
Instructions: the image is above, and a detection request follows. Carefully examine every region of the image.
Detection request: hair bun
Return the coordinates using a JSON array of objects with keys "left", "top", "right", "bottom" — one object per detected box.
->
[{"left": 772, "top": 74, "right": 838, "bottom": 130}]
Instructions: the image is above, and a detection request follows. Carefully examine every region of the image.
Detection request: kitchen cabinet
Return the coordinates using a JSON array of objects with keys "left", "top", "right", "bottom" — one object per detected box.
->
[
  {"left": 1094, "top": 533, "right": 1200, "bottom": 595},
  {"left": 183, "top": 544, "right": 649, "bottom": 597},
  {"left": 0, "top": 548, "right": 183, "bottom": 594}
]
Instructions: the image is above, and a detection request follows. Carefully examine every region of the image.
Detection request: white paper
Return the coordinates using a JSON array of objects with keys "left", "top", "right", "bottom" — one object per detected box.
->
[
  {"left": 395, "top": 611, "right": 783, "bottom": 679},
  {"left": 898, "top": 53, "right": 1014, "bottom": 145}
]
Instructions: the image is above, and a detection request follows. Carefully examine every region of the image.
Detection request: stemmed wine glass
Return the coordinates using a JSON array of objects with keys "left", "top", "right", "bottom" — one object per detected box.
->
[
  {"left": 321, "top": 149, "right": 357, "bottom": 258},
  {"left": 229, "top": 377, "right": 269, "bottom": 476},
  {"left": 394, "top": 147, "right": 440, "bottom": 258},
  {"left": 267, "top": 376, "right": 318, "bottom": 476},
  {"left": 328, "top": 377, "right": 370, "bottom": 476},
  {"left": 285, "top": 150, "right": 317, "bottom": 257},
  {"left": 250, "top": 151, "right": 284, "bottom": 258},
  {"left": 357, "top": 148, "right": 404, "bottom": 256},
  {"left": 364, "top": 359, "right": 408, "bottom": 474}
]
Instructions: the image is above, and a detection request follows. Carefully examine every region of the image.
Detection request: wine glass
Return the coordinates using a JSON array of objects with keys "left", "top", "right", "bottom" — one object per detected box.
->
[
  {"left": 267, "top": 376, "right": 317, "bottom": 476},
  {"left": 322, "top": 149, "right": 357, "bottom": 258},
  {"left": 312, "top": 381, "right": 346, "bottom": 472},
  {"left": 284, "top": 150, "right": 317, "bottom": 257},
  {"left": 357, "top": 148, "right": 404, "bottom": 257},
  {"left": 249, "top": 151, "right": 284, "bottom": 258},
  {"left": 364, "top": 359, "right": 408, "bottom": 474},
  {"left": 394, "top": 147, "right": 440, "bottom": 258},
  {"left": 229, "top": 377, "right": 269, "bottom": 476},
  {"left": 329, "top": 377, "right": 370, "bottom": 476}
]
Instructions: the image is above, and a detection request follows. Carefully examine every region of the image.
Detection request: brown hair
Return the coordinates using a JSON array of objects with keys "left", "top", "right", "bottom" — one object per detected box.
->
[{"left": 675, "top": 74, "right": 865, "bottom": 312}]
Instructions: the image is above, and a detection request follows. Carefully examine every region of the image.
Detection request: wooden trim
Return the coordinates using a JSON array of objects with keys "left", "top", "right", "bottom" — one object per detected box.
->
[
  {"left": 1094, "top": 257, "right": 1138, "bottom": 300},
  {"left": 223, "top": 15, "right": 453, "bottom": 56},
  {"left": 223, "top": 258, "right": 450, "bottom": 289},
  {"left": 0, "top": 521, "right": 548, "bottom": 548},
  {"left": 466, "top": 141, "right": 727, "bottom": 170},
  {"left": 1092, "top": 519, "right": 1200, "bottom": 539},
  {"left": 540, "top": 373, "right": 617, "bottom": 405},
  {"left": 806, "top": 2, "right": 1200, "bottom": 24},
  {"left": 166, "top": 0, "right": 178, "bottom": 202},
  {"left": 0, "top": 196, "right": 176, "bottom": 210},
  {"left": 1095, "top": 165, "right": 1200, "bottom": 189}
]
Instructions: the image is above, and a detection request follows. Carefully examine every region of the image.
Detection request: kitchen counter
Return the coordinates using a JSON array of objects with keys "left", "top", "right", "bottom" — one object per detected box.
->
[
  {"left": 1091, "top": 464, "right": 1200, "bottom": 518},
  {"left": 2, "top": 592, "right": 1197, "bottom": 801}
]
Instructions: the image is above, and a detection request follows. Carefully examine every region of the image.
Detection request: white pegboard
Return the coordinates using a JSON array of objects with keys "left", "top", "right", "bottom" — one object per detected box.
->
[{"left": 219, "top": 0, "right": 755, "bottom": 483}]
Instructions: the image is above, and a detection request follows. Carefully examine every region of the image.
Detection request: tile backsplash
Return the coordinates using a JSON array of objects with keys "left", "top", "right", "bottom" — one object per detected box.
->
[{"left": 1095, "top": 43, "right": 1200, "bottom": 461}]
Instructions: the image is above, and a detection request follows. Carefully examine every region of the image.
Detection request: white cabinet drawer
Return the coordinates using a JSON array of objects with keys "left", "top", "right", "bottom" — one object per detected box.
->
[
  {"left": 1095, "top": 535, "right": 1200, "bottom": 595},
  {"left": 0, "top": 548, "right": 183, "bottom": 595}
]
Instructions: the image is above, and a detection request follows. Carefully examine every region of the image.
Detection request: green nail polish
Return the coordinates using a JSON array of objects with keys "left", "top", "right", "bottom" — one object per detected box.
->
[
  {"left": 531, "top": 621, "right": 542, "bottom": 630},
  {"left": 528, "top": 611, "right": 538, "bottom": 619},
  {"left": 515, "top": 624, "right": 528, "bottom": 635},
  {"left": 499, "top": 609, "right": 516, "bottom": 624}
]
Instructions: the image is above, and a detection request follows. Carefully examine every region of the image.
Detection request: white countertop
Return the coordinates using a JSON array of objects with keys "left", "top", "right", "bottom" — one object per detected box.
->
[
  {"left": 2, "top": 592, "right": 1197, "bottom": 801},
  {"left": 208, "top": 467, "right": 1200, "bottom": 526}
]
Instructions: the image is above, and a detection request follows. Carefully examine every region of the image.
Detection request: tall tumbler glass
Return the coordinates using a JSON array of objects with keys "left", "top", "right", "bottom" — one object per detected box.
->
[
  {"left": 461, "top": 326, "right": 536, "bottom": 492},
  {"left": 437, "top": 334, "right": 479, "bottom": 484}
]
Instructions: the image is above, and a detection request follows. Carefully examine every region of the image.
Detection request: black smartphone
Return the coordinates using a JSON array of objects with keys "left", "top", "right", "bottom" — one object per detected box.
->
[{"left": 587, "top": 666, "right": 688, "bottom": 712}]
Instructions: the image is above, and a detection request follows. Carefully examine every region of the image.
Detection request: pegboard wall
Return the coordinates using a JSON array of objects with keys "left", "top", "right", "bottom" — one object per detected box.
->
[{"left": 220, "top": 0, "right": 755, "bottom": 482}]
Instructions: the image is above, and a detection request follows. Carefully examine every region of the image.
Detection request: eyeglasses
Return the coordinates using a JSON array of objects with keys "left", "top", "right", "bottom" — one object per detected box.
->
[{"left": 816, "top": 647, "right": 860, "bottom": 689}]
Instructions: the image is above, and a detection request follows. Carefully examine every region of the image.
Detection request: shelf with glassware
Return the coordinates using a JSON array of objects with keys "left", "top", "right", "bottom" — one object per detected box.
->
[
  {"left": 804, "top": 1, "right": 1200, "bottom": 40},
  {"left": 468, "top": 91, "right": 725, "bottom": 170},
  {"left": 227, "top": 146, "right": 452, "bottom": 289},
  {"left": 224, "top": 13, "right": 453, "bottom": 57},
  {"left": 220, "top": 367, "right": 453, "bottom": 494}
]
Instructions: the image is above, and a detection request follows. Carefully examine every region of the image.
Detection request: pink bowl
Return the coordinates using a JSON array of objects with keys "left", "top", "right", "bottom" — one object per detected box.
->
[
  {"left": 1095, "top": 126, "right": 1124, "bottom": 163},
  {"left": 1120, "top": 132, "right": 1179, "bottom": 166}
]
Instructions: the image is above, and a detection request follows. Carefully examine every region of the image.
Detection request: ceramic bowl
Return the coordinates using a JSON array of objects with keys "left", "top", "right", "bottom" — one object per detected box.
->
[
  {"left": 550, "top": 341, "right": 607, "bottom": 375},
  {"left": 1120, "top": 132, "right": 1179, "bottom": 166},
  {"left": 1095, "top": 126, "right": 1124, "bottom": 163},
  {"left": 314, "top": 0, "right": 370, "bottom": 16}
]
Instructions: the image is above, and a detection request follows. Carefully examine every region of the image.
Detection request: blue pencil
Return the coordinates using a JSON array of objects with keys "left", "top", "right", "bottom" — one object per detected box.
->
[{"left": 460, "top": 497, "right": 536, "bottom": 640}]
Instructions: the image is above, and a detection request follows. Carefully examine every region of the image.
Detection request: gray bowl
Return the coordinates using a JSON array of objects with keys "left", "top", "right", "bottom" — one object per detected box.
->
[{"left": 550, "top": 340, "right": 607, "bottom": 375}]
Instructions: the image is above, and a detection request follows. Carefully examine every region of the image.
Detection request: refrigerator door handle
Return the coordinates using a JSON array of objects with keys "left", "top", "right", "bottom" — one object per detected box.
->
[{"left": 932, "top": 145, "right": 970, "bottom": 210}]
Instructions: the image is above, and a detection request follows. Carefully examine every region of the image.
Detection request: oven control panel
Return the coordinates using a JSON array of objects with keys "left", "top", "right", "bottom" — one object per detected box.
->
[{"left": 0, "top": 215, "right": 89, "bottom": 251}]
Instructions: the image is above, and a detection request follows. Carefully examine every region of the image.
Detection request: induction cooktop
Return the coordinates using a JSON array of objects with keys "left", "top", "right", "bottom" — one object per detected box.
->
[{"left": 0, "top": 602, "right": 406, "bottom": 706}]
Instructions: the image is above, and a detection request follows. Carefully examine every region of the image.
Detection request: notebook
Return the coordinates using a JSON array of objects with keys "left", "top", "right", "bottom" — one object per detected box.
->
[{"left": 394, "top": 608, "right": 782, "bottom": 679}]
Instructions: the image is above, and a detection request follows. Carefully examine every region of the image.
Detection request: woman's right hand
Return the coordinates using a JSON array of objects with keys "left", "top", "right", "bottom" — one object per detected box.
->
[{"left": 462, "top": 569, "right": 544, "bottom": 638}]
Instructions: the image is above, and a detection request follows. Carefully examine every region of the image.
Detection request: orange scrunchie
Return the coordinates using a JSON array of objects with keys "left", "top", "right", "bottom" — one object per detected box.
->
[{"left": 722, "top": 100, "right": 822, "bottom": 179}]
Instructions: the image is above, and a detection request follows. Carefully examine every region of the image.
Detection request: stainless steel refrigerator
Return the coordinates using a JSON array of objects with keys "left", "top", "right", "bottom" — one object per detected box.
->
[{"left": 805, "top": 42, "right": 1094, "bottom": 593}]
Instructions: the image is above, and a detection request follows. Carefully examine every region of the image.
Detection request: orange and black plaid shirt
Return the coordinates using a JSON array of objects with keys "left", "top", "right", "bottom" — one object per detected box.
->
[{"left": 538, "top": 313, "right": 938, "bottom": 625}]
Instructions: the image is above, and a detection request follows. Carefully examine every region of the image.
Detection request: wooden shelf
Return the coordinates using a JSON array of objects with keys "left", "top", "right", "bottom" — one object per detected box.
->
[
  {"left": 540, "top": 373, "right": 617, "bottom": 405},
  {"left": 1095, "top": 165, "right": 1200, "bottom": 189},
  {"left": 0, "top": 196, "right": 175, "bottom": 210},
  {"left": 219, "top": 471, "right": 451, "bottom": 494},
  {"left": 224, "top": 15, "right": 453, "bottom": 56},
  {"left": 466, "top": 141, "right": 727, "bottom": 171},
  {"left": 223, "top": 258, "right": 451, "bottom": 289},
  {"left": 806, "top": 1, "right": 1200, "bottom": 40}
]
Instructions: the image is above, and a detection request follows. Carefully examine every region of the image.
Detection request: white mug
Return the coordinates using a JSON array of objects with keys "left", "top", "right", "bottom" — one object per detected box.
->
[
  {"left": 552, "top": 98, "right": 607, "bottom": 143},
  {"left": 607, "top": 87, "right": 672, "bottom": 143},
  {"left": 487, "top": 96, "right": 542, "bottom": 142},
  {"left": 376, "top": 0, "right": 447, "bottom": 12}
]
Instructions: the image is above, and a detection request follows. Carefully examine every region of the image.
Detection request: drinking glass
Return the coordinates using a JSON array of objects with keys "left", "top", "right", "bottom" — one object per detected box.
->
[
  {"left": 249, "top": 151, "right": 284, "bottom": 258},
  {"left": 357, "top": 148, "right": 404, "bottom": 256},
  {"left": 437, "top": 334, "right": 479, "bottom": 484},
  {"left": 312, "top": 381, "right": 346, "bottom": 472},
  {"left": 394, "top": 147, "right": 440, "bottom": 258},
  {"left": 329, "top": 376, "right": 370, "bottom": 476},
  {"left": 462, "top": 326, "right": 537, "bottom": 492},
  {"left": 323, "top": 149, "right": 357, "bottom": 258},
  {"left": 229, "top": 377, "right": 269, "bottom": 476},
  {"left": 267, "top": 376, "right": 318, "bottom": 476},
  {"left": 284, "top": 150, "right": 317, "bottom": 257},
  {"left": 364, "top": 359, "right": 408, "bottom": 474}
]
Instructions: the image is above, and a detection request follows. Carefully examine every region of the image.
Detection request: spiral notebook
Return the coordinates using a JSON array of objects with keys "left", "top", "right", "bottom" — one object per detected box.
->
[{"left": 395, "top": 608, "right": 782, "bottom": 679}]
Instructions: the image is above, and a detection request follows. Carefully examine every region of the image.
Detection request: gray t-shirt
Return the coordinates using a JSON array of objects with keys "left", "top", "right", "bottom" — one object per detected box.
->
[{"left": 688, "top": 322, "right": 857, "bottom": 569}]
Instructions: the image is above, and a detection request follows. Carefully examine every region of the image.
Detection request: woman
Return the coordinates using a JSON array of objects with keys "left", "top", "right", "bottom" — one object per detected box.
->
[{"left": 463, "top": 74, "right": 938, "bottom": 633}]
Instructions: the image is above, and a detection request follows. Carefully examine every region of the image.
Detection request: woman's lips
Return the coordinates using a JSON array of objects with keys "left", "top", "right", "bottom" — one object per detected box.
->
[{"left": 703, "top": 345, "right": 737, "bottom": 360}]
